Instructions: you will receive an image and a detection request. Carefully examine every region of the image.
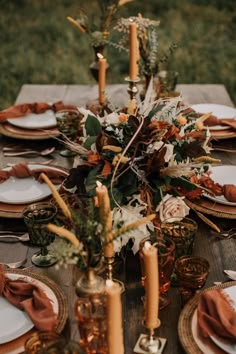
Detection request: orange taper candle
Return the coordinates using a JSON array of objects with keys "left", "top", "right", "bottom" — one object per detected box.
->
[
  {"left": 106, "top": 280, "right": 124, "bottom": 354},
  {"left": 142, "top": 241, "right": 159, "bottom": 330},
  {"left": 129, "top": 22, "right": 138, "bottom": 80},
  {"left": 98, "top": 54, "right": 106, "bottom": 105},
  {"left": 96, "top": 181, "right": 114, "bottom": 258}
]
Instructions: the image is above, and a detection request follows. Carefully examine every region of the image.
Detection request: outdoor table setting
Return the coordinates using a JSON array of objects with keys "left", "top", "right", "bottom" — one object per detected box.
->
[{"left": 0, "top": 13, "right": 236, "bottom": 354}]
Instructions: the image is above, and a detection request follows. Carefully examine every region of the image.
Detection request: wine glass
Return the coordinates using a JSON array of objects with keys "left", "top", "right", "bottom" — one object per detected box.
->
[
  {"left": 55, "top": 109, "right": 80, "bottom": 157},
  {"left": 23, "top": 202, "right": 58, "bottom": 267}
]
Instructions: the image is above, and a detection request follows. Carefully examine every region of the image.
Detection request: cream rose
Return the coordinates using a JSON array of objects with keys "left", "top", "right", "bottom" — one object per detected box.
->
[{"left": 156, "top": 194, "right": 190, "bottom": 222}]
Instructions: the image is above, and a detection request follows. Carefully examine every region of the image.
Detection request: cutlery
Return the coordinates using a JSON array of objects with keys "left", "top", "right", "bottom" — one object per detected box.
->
[
  {"left": 210, "top": 228, "right": 236, "bottom": 240},
  {"left": 0, "top": 233, "right": 30, "bottom": 242},
  {"left": 3, "top": 258, "right": 27, "bottom": 269},
  {"left": 3, "top": 146, "right": 55, "bottom": 157}
]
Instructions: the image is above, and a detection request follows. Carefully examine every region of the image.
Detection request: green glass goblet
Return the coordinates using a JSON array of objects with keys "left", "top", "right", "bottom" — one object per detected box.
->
[{"left": 23, "top": 202, "right": 58, "bottom": 267}]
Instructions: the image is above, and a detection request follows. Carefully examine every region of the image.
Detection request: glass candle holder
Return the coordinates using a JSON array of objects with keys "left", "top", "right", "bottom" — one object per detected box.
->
[
  {"left": 139, "top": 236, "right": 175, "bottom": 310},
  {"left": 161, "top": 217, "right": 198, "bottom": 259},
  {"left": 24, "top": 331, "right": 63, "bottom": 354},
  {"left": 175, "top": 255, "right": 210, "bottom": 306},
  {"left": 23, "top": 202, "right": 58, "bottom": 267}
]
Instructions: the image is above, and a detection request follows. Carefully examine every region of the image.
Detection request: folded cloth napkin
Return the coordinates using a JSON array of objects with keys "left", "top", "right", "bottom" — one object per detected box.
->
[
  {"left": 0, "top": 162, "right": 67, "bottom": 184},
  {"left": 0, "top": 266, "right": 57, "bottom": 331},
  {"left": 0, "top": 101, "right": 78, "bottom": 122},
  {"left": 203, "top": 115, "right": 236, "bottom": 130},
  {"left": 197, "top": 288, "right": 236, "bottom": 344},
  {"left": 223, "top": 184, "right": 236, "bottom": 203}
]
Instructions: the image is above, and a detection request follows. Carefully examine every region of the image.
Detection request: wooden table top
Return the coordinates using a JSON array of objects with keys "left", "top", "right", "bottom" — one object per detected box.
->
[{"left": 0, "top": 84, "right": 235, "bottom": 354}]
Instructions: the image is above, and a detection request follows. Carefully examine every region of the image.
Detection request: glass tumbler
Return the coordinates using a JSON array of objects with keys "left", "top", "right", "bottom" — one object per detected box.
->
[
  {"left": 175, "top": 255, "right": 210, "bottom": 306},
  {"left": 23, "top": 202, "right": 57, "bottom": 267},
  {"left": 139, "top": 236, "right": 175, "bottom": 310}
]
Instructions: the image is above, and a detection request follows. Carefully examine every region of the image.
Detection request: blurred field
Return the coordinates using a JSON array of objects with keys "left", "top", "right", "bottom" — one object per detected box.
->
[{"left": 0, "top": 0, "right": 235, "bottom": 108}]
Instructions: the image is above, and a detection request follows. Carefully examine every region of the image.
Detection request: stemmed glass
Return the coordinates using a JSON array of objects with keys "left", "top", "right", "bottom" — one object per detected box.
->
[
  {"left": 55, "top": 109, "right": 80, "bottom": 157},
  {"left": 23, "top": 202, "right": 58, "bottom": 267}
]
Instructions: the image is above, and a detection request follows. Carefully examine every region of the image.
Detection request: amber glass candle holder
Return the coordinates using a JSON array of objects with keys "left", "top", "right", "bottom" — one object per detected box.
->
[
  {"left": 175, "top": 255, "right": 210, "bottom": 306},
  {"left": 24, "top": 331, "right": 64, "bottom": 354},
  {"left": 139, "top": 236, "right": 175, "bottom": 310}
]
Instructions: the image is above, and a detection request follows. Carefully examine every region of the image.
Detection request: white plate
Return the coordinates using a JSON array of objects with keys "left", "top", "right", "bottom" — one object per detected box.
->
[
  {"left": 192, "top": 285, "right": 236, "bottom": 354},
  {"left": 7, "top": 111, "right": 57, "bottom": 130},
  {"left": 203, "top": 165, "right": 236, "bottom": 206},
  {"left": 0, "top": 164, "right": 63, "bottom": 204},
  {"left": 0, "top": 273, "right": 58, "bottom": 345},
  {"left": 191, "top": 104, "right": 236, "bottom": 131}
]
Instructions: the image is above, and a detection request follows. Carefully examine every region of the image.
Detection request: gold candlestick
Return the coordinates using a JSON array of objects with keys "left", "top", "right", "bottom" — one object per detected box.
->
[
  {"left": 104, "top": 255, "right": 115, "bottom": 280},
  {"left": 134, "top": 323, "right": 166, "bottom": 354},
  {"left": 125, "top": 76, "right": 140, "bottom": 115}
]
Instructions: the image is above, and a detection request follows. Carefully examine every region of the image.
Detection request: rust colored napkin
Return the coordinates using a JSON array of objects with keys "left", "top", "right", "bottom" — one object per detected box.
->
[
  {"left": 0, "top": 162, "right": 67, "bottom": 184},
  {"left": 0, "top": 101, "right": 78, "bottom": 122},
  {"left": 0, "top": 266, "right": 57, "bottom": 331},
  {"left": 197, "top": 288, "right": 236, "bottom": 344},
  {"left": 204, "top": 115, "right": 236, "bottom": 130}
]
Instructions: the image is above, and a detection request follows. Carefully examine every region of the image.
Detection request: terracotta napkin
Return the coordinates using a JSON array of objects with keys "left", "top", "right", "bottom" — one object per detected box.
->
[
  {"left": 204, "top": 115, "right": 236, "bottom": 130},
  {"left": 0, "top": 101, "right": 78, "bottom": 122},
  {"left": 197, "top": 288, "right": 236, "bottom": 344},
  {"left": 0, "top": 266, "right": 57, "bottom": 331},
  {"left": 0, "top": 162, "right": 67, "bottom": 184}
]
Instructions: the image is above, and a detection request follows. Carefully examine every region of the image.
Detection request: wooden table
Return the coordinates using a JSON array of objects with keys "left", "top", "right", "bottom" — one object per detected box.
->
[{"left": 0, "top": 84, "right": 236, "bottom": 354}]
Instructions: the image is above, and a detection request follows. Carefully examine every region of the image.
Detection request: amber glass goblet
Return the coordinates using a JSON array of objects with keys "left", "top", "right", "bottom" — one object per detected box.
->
[
  {"left": 175, "top": 255, "right": 210, "bottom": 306},
  {"left": 55, "top": 109, "right": 80, "bottom": 157},
  {"left": 139, "top": 236, "right": 175, "bottom": 310},
  {"left": 23, "top": 202, "right": 57, "bottom": 267}
]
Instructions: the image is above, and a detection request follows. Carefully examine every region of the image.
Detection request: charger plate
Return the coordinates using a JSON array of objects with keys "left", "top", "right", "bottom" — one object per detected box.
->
[
  {"left": 0, "top": 122, "right": 59, "bottom": 140},
  {"left": 0, "top": 269, "right": 68, "bottom": 354},
  {"left": 178, "top": 281, "right": 236, "bottom": 354},
  {"left": 185, "top": 198, "right": 236, "bottom": 219}
]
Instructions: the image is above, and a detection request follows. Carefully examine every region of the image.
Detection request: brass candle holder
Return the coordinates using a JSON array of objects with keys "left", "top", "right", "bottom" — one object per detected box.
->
[
  {"left": 125, "top": 76, "right": 140, "bottom": 115},
  {"left": 104, "top": 255, "right": 115, "bottom": 280},
  {"left": 134, "top": 320, "right": 166, "bottom": 354}
]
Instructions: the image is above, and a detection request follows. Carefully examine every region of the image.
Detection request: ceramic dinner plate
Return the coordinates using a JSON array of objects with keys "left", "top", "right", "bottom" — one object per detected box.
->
[
  {"left": 0, "top": 164, "right": 62, "bottom": 204},
  {"left": 203, "top": 165, "right": 236, "bottom": 206},
  {"left": 178, "top": 281, "right": 236, "bottom": 354},
  {"left": 0, "top": 297, "right": 33, "bottom": 344},
  {"left": 0, "top": 270, "right": 68, "bottom": 353},
  {"left": 191, "top": 104, "right": 236, "bottom": 130},
  {"left": 7, "top": 110, "right": 57, "bottom": 130}
]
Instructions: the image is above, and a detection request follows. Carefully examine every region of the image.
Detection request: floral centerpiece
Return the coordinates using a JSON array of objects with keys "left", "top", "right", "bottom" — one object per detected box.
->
[{"left": 59, "top": 92, "right": 221, "bottom": 254}]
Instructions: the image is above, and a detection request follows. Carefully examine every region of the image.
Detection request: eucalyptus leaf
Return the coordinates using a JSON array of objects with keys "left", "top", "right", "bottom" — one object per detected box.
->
[
  {"left": 83, "top": 136, "right": 97, "bottom": 150},
  {"left": 85, "top": 114, "right": 102, "bottom": 136}
]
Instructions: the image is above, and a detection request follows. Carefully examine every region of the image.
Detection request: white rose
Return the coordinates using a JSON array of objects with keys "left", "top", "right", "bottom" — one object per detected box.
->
[
  {"left": 146, "top": 142, "right": 174, "bottom": 162},
  {"left": 156, "top": 194, "right": 190, "bottom": 222}
]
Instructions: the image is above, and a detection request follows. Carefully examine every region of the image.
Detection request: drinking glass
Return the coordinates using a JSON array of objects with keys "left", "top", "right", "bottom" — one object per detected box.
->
[
  {"left": 175, "top": 255, "right": 210, "bottom": 306},
  {"left": 23, "top": 202, "right": 58, "bottom": 267},
  {"left": 139, "top": 236, "right": 175, "bottom": 310},
  {"left": 161, "top": 217, "right": 198, "bottom": 259},
  {"left": 55, "top": 109, "right": 80, "bottom": 157}
]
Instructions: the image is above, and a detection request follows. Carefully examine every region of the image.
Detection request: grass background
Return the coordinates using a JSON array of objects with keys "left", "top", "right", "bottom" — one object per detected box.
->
[{"left": 0, "top": 0, "right": 235, "bottom": 108}]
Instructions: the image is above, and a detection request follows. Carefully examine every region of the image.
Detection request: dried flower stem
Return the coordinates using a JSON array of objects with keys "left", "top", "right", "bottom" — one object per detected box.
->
[
  {"left": 48, "top": 223, "right": 80, "bottom": 249},
  {"left": 40, "top": 173, "right": 72, "bottom": 220},
  {"left": 67, "top": 16, "right": 86, "bottom": 33}
]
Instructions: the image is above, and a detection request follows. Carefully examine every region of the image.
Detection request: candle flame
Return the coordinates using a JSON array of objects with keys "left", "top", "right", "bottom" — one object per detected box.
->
[
  {"left": 96, "top": 180, "right": 102, "bottom": 187},
  {"left": 144, "top": 241, "right": 152, "bottom": 250},
  {"left": 106, "top": 279, "right": 114, "bottom": 287},
  {"left": 97, "top": 53, "right": 104, "bottom": 59}
]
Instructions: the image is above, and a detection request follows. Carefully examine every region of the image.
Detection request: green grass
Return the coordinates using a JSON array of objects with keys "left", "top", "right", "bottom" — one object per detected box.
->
[{"left": 0, "top": 0, "right": 235, "bottom": 108}]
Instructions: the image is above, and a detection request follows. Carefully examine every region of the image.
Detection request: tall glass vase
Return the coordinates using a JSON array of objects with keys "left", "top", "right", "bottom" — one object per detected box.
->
[{"left": 74, "top": 268, "right": 108, "bottom": 354}]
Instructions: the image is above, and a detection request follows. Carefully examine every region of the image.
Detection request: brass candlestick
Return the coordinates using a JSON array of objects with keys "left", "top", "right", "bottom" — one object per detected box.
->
[
  {"left": 134, "top": 321, "right": 166, "bottom": 354},
  {"left": 125, "top": 76, "right": 140, "bottom": 115},
  {"left": 104, "top": 255, "right": 115, "bottom": 280}
]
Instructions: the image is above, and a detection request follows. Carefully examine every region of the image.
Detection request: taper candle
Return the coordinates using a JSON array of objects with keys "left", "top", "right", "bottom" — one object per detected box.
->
[
  {"left": 129, "top": 22, "right": 138, "bottom": 80},
  {"left": 98, "top": 54, "right": 106, "bottom": 105},
  {"left": 142, "top": 241, "right": 159, "bottom": 330},
  {"left": 96, "top": 181, "right": 114, "bottom": 257},
  {"left": 106, "top": 280, "right": 124, "bottom": 354}
]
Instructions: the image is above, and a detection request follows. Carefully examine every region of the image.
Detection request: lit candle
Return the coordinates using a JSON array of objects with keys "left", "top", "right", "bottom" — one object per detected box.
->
[
  {"left": 96, "top": 181, "right": 114, "bottom": 258},
  {"left": 98, "top": 53, "right": 106, "bottom": 105},
  {"left": 142, "top": 241, "right": 159, "bottom": 330},
  {"left": 106, "top": 280, "right": 124, "bottom": 354},
  {"left": 129, "top": 22, "right": 138, "bottom": 80}
]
